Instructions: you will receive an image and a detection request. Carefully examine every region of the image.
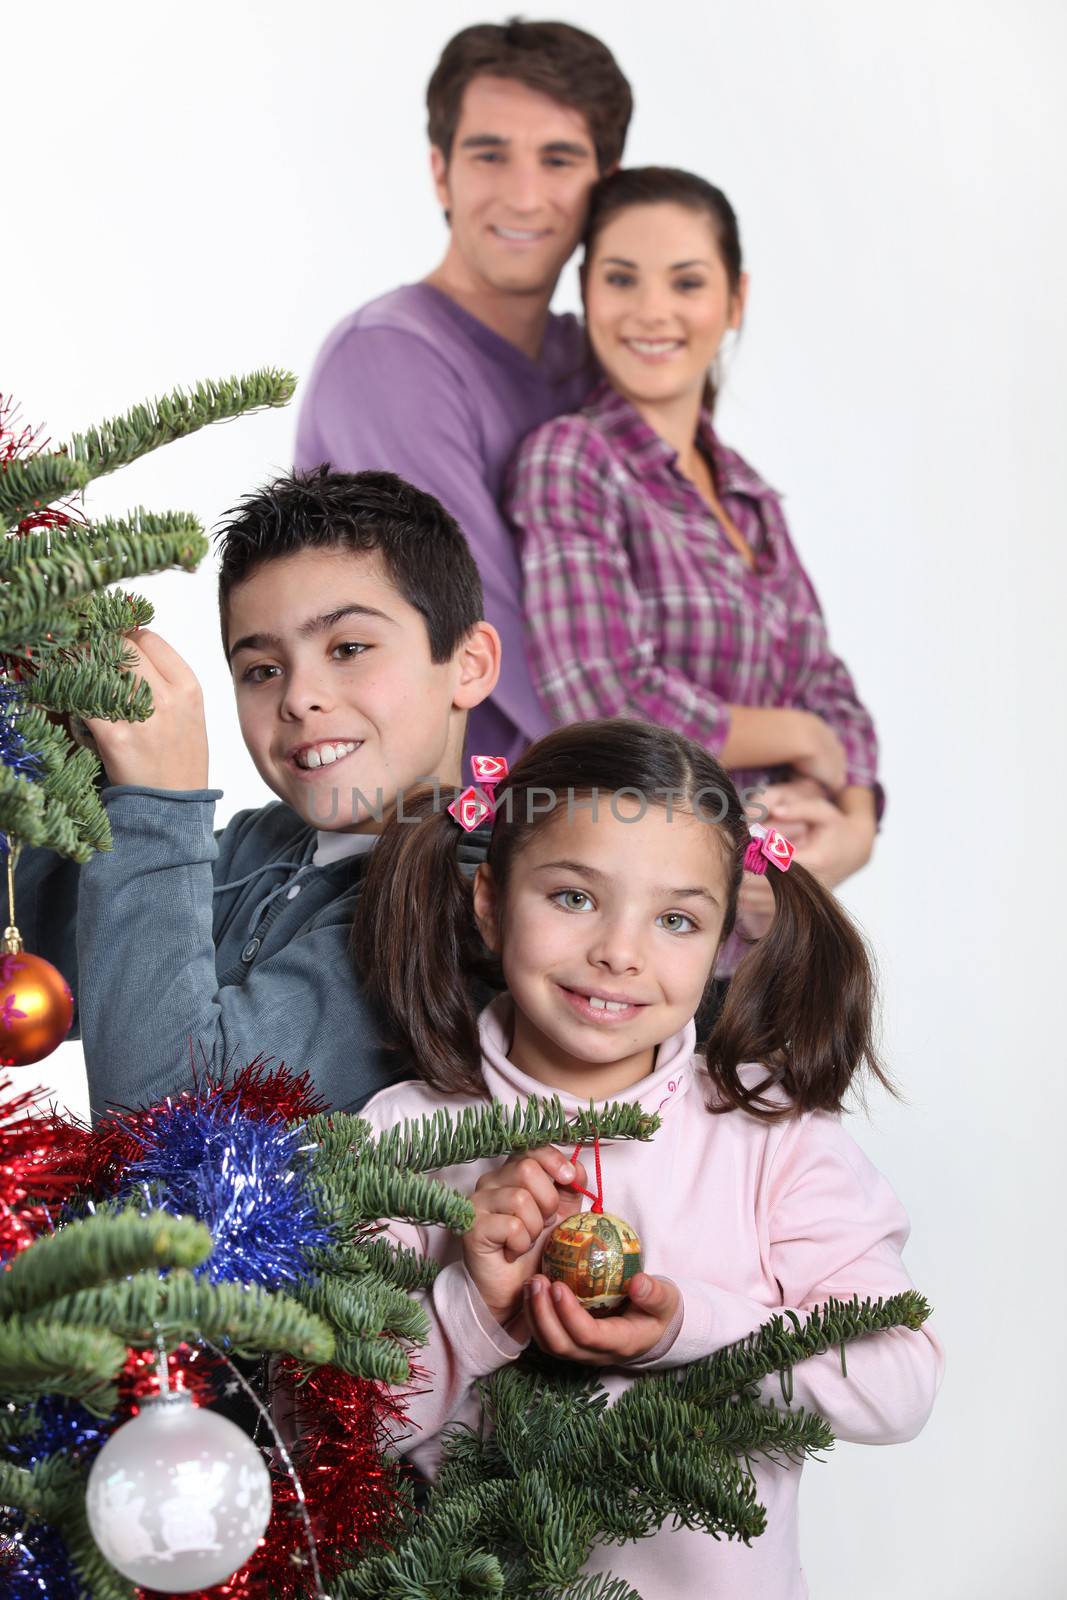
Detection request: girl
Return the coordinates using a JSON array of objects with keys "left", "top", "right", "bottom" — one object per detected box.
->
[
  {"left": 505, "top": 168, "right": 882, "bottom": 1002},
  {"left": 354, "top": 719, "right": 941, "bottom": 1599}
]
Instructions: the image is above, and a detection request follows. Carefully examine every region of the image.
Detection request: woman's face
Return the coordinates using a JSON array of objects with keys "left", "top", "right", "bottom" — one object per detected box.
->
[{"left": 583, "top": 201, "right": 747, "bottom": 411}]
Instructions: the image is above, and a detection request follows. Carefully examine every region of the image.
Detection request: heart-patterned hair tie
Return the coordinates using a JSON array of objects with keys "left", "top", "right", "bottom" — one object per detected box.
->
[
  {"left": 743, "top": 823, "right": 795, "bottom": 875},
  {"left": 447, "top": 755, "right": 509, "bottom": 833}
]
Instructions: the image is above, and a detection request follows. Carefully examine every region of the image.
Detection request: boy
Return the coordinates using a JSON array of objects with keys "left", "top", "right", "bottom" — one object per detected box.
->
[
  {"left": 16, "top": 469, "right": 500, "bottom": 1117},
  {"left": 295, "top": 19, "right": 633, "bottom": 763}
]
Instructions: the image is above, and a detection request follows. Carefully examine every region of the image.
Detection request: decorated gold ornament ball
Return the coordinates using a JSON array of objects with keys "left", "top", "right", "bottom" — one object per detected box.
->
[
  {"left": 542, "top": 1210, "right": 644, "bottom": 1315},
  {"left": 0, "top": 948, "right": 74, "bottom": 1066}
]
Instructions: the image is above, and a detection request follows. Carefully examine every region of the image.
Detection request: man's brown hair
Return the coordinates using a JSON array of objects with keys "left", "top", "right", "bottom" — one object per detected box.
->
[{"left": 426, "top": 18, "right": 633, "bottom": 173}]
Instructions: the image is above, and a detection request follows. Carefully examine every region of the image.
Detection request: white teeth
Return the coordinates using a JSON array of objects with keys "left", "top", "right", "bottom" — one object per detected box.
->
[
  {"left": 588, "top": 996, "right": 628, "bottom": 1012},
  {"left": 296, "top": 740, "right": 358, "bottom": 770},
  {"left": 495, "top": 226, "right": 541, "bottom": 240},
  {"left": 628, "top": 339, "right": 682, "bottom": 354}
]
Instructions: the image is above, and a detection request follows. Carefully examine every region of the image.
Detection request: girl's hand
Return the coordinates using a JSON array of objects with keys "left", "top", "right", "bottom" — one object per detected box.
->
[
  {"left": 524, "top": 1272, "right": 680, "bottom": 1365},
  {"left": 464, "top": 1148, "right": 587, "bottom": 1326}
]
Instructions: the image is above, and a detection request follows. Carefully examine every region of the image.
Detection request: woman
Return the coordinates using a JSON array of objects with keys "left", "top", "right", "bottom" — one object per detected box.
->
[{"left": 505, "top": 167, "right": 882, "bottom": 994}]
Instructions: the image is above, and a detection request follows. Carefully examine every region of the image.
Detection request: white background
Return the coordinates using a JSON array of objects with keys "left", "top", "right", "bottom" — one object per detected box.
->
[{"left": 5, "top": 2, "right": 1065, "bottom": 1595}]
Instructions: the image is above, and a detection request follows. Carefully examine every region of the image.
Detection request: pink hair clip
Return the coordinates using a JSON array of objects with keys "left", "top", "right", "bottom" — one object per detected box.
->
[
  {"left": 743, "top": 823, "right": 795, "bottom": 875},
  {"left": 448, "top": 755, "right": 509, "bottom": 832}
]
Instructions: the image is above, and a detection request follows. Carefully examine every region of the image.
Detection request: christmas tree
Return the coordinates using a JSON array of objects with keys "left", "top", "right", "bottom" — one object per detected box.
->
[
  {"left": 0, "top": 1070, "right": 931, "bottom": 1598},
  {"left": 0, "top": 374, "right": 295, "bottom": 866}
]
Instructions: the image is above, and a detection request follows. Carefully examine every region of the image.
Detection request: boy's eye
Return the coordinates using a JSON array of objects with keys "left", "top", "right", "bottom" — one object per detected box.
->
[
  {"left": 332, "top": 642, "right": 367, "bottom": 661},
  {"left": 658, "top": 910, "right": 697, "bottom": 934},
  {"left": 240, "top": 663, "right": 281, "bottom": 685},
  {"left": 552, "top": 889, "right": 595, "bottom": 913}
]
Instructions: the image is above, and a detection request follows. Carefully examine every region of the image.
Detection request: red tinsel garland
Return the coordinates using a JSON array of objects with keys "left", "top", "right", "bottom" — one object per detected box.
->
[
  {"left": 0, "top": 1077, "right": 91, "bottom": 1260},
  {"left": 81, "top": 1055, "right": 327, "bottom": 1194}
]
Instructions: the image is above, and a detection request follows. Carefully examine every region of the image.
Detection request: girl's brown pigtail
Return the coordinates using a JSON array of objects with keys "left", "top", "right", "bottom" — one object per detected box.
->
[
  {"left": 351, "top": 789, "right": 492, "bottom": 1094},
  {"left": 705, "top": 861, "right": 893, "bottom": 1118}
]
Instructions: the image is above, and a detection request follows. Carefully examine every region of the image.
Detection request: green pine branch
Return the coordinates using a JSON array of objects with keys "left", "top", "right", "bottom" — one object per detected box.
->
[
  {"left": 370, "top": 1098, "right": 660, "bottom": 1175},
  {"left": 0, "top": 452, "right": 90, "bottom": 525},
  {"left": 0, "top": 1209, "right": 212, "bottom": 1319},
  {"left": 65, "top": 370, "right": 296, "bottom": 485}
]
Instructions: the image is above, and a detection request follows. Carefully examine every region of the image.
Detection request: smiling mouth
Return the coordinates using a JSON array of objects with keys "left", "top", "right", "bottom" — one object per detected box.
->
[
  {"left": 558, "top": 984, "right": 648, "bottom": 1022},
  {"left": 623, "top": 338, "right": 685, "bottom": 360},
  {"left": 491, "top": 225, "right": 551, "bottom": 244},
  {"left": 289, "top": 740, "right": 362, "bottom": 773}
]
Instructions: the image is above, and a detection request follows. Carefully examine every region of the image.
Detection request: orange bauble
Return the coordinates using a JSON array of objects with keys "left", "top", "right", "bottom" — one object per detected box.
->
[{"left": 0, "top": 946, "right": 74, "bottom": 1066}]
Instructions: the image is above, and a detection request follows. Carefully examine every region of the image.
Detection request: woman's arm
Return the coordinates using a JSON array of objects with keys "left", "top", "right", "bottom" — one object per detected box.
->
[{"left": 509, "top": 422, "right": 847, "bottom": 788}]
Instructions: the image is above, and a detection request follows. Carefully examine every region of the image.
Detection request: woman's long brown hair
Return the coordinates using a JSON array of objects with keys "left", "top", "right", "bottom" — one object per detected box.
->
[{"left": 352, "top": 719, "right": 891, "bottom": 1118}]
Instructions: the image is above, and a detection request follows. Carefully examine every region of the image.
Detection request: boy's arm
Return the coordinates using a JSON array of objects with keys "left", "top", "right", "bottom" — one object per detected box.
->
[
  {"left": 625, "top": 1117, "right": 943, "bottom": 1445},
  {"left": 77, "top": 787, "right": 398, "bottom": 1118},
  {"left": 11, "top": 846, "right": 83, "bottom": 1034},
  {"left": 295, "top": 322, "right": 552, "bottom": 746}
]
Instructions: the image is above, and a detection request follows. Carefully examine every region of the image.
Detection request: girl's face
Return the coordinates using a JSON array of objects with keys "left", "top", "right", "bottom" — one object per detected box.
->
[
  {"left": 474, "top": 798, "right": 731, "bottom": 1097},
  {"left": 583, "top": 201, "right": 747, "bottom": 412}
]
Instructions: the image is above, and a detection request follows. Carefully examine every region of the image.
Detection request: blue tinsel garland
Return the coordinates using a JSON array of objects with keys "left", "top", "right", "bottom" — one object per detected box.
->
[{"left": 119, "top": 1098, "right": 334, "bottom": 1289}]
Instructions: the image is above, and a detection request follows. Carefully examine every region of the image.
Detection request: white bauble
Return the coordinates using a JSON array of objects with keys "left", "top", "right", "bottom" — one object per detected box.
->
[{"left": 85, "top": 1392, "right": 272, "bottom": 1591}]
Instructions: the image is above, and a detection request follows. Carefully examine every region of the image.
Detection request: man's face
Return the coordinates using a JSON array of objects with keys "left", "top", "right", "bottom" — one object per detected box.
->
[
  {"left": 227, "top": 547, "right": 483, "bottom": 832},
  {"left": 432, "top": 75, "right": 599, "bottom": 298}
]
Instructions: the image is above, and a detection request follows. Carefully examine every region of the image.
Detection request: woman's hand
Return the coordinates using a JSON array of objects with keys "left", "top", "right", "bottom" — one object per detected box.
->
[
  {"left": 525, "top": 1272, "right": 680, "bottom": 1365},
  {"left": 770, "top": 786, "right": 877, "bottom": 889},
  {"left": 789, "top": 712, "right": 849, "bottom": 794},
  {"left": 464, "top": 1148, "right": 587, "bottom": 1326}
]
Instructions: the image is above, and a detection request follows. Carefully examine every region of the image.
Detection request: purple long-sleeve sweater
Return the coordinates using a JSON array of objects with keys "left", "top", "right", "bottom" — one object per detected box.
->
[{"left": 295, "top": 283, "right": 593, "bottom": 763}]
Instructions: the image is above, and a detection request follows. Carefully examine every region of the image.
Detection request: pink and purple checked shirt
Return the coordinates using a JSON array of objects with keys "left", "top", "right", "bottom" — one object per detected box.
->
[{"left": 506, "top": 381, "right": 882, "bottom": 818}]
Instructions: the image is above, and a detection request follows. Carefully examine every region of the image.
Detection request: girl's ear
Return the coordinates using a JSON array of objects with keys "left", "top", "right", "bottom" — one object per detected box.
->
[{"left": 472, "top": 863, "right": 500, "bottom": 953}]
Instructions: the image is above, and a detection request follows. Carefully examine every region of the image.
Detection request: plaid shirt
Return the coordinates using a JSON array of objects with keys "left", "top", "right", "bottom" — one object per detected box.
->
[{"left": 506, "top": 381, "right": 882, "bottom": 814}]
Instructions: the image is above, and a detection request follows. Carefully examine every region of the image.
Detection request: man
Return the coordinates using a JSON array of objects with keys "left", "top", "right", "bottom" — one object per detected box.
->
[{"left": 295, "top": 20, "right": 633, "bottom": 763}]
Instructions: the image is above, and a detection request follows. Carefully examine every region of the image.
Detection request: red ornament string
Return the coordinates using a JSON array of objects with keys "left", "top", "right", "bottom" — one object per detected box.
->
[{"left": 565, "top": 1131, "right": 604, "bottom": 1214}]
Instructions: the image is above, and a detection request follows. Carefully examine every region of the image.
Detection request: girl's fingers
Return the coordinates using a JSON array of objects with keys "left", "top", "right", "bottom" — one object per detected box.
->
[
  {"left": 471, "top": 1211, "right": 535, "bottom": 1258},
  {"left": 476, "top": 1185, "right": 546, "bottom": 1245},
  {"left": 477, "top": 1153, "right": 587, "bottom": 1224},
  {"left": 526, "top": 1277, "right": 614, "bottom": 1361}
]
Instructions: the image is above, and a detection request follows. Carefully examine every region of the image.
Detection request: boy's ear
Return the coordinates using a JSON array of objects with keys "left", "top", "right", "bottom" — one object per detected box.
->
[
  {"left": 472, "top": 863, "right": 500, "bottom": 953},
  {"left": 452, "top": 621, "right": 501, "bottom": 711}
]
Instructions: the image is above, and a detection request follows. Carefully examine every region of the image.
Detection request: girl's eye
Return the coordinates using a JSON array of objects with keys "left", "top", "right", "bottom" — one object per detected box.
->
[
  {"left": 605, "top": 271, "right": 636, "bottom": 288},
  {"left": 552, "top": 889, "right": 595, "bottom": 913},
  {"left": 658, "top": 910, "right": 697, "bottom": 934},
  {"left": 332, "top": 642, "right": 367, "bottom": 661},
  {"left": 241, "top": 663, "right": 280, "bottom": 685}
]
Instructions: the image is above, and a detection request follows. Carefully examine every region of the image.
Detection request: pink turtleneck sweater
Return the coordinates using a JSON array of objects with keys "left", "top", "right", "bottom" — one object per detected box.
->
[{"left": 359, "top": 995, "right": 942, "bottom": 1598}]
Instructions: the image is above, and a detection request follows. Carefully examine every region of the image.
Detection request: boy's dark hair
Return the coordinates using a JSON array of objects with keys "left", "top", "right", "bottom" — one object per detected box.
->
[
  {"left": 354, "top": 717, "right": 892, "bottom": 1120},
  {"left": 427, "top": 19, "right": 633, "bottom": 173},
  {"left": 214, "top": 467, "right": 485, "bottom": 660}
]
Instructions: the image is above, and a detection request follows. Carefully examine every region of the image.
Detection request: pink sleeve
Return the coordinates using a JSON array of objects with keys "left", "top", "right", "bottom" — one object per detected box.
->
[
  {"left": 629, "top": 1114, "right": 943, "bottom": 1446},
  {"left": 358, "top": 1090, "right": 528, "bottom": 1451}
]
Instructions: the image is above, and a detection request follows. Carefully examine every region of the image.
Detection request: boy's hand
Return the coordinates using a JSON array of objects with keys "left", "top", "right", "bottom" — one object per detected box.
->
[
  {"left": 84, "top": 629, "right": 209, "bottom": 791},
  {"left": 525, "top": 1272, "right": 680, "bottom": 1366},
  {"left": 464, "top": 1147, "right": 587, "bottom": 1326}
]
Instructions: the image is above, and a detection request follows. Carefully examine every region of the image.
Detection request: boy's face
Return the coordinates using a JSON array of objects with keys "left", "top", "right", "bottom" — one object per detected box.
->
[
  {"left": 226, "top": 547, "right": 495, "bottom": 831},
  {"left": 431, "top": 75, "right": 599, "bottom": 299}
]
